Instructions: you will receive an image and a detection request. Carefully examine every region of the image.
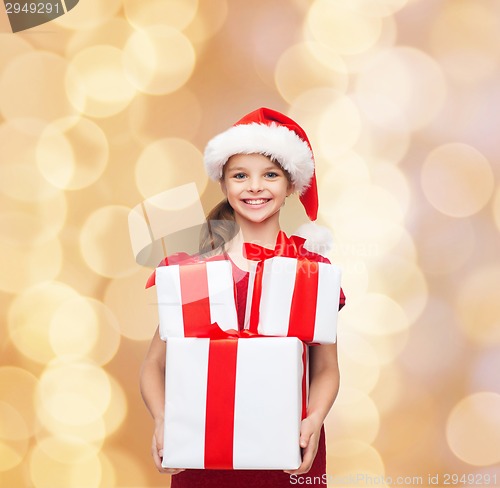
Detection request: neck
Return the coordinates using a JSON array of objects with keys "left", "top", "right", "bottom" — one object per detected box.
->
[{"left": 228, "top": 215, "right": 281, "bottom": 255}]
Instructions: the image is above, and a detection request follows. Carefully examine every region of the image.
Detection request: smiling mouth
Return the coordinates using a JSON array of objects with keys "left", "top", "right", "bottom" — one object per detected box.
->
[{"left": 243, "top": 199, "right": 271, "bottom": 205}]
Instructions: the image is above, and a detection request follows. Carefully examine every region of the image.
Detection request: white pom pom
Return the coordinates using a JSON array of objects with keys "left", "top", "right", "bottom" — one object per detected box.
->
[{"left": 293, "top": 222, "right": 334, "bottom": 256}]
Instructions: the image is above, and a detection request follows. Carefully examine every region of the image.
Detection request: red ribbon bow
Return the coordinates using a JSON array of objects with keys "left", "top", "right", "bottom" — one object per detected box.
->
[
  {"left": 243, "top": 230, "right": 321, "bottom": 344},
  {"left": 243, "top": 230, "right": 307, "bottom": 261}
]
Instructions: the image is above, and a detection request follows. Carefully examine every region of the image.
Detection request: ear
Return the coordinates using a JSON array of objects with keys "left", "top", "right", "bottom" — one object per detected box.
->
[{"left": 286, "top": 182, "right": 295, "bottom": 197}]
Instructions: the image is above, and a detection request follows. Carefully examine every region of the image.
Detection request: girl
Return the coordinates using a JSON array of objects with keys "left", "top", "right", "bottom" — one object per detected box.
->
[{"left": 140, "top": 108, "right": 345, "bottom": 488}]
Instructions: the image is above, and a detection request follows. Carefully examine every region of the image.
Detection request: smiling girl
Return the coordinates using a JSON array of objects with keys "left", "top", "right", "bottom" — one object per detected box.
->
[{"left": 140, "top": 108, "right": 345, "bottom": 488}]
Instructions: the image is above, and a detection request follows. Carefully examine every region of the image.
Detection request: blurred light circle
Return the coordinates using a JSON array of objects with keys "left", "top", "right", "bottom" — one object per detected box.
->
[
  {"left": 367, "top": 256, "right": 428, "bottom": 324},
  {"left": 66, "top": 19, "right": 133, "bottom": 57},
  {"left": 492, "top": 186, "right": 500, "bottom": 233},
  {"left": 0, "top": 402, "right": 29, "bottom": 471},
  {"left": 289, "top": 88, "right": 344, "bottom": 145},
  {"left": 97, "top": 451, "right": 117, "bottom": 488},
  {"left": 318, "top": 151, "right": 370, "bottom": 193},
  {"left": 0, "top": 367, "right": 38, "bottom": 438},
  {"left": 128, "top": 89, "right": 202, "bottom": 144},
  {"left": 316, "top": 95, "right": 362, "bottom": 158},
  {"left": 0, "top": 402, "right": 29, "bottom": 442},
  {"left": 36, "top": 117, "right": 109, "bottom": 190},
  {"left": 0, "top": 192, "right": 67, "bottom": 246},
  {"left": 36, "top": 405, "right": 106, "bottom": 445},
  {"left": 37, "top": 435, "right": 100, "bottom": 464},
  {"left": 307, "top": 0, "right": 383, "bottom": 55},
  {"left": 65, "top": 46, "right": 137, "bottom": 118},
  {"left": 0, "top": 36, "right": 33, "bottom": 70},
  {"left": 456, "top": 265, "right": 500, "bottom": 345},
  {"left": 356, "top": 124, "right": 410, "bottom": 165},
  {"left": 124, "top": 0, "right": 199, "bottom": 30},
  {"left": 322, "top": 183, "right": 405, "bottom": 254},
  {"left": 8, "top": 282, "right": 81, "bottom": 363},
  {"left": 50, "top": 297, "right": 121, "bottom": 366},
  {"left": 123, "top": 26, "right": 196, "bottom": 95},
  {"left": 421, "top": 143, "right": 494, "bottom": 218},
  {"left": 345, "top": 0, "right": 408, "bottom": 17},
  {"left": 399, "top": 298, "right": 466, "bottom": 383},
  {"left": 344, "top": 293, "right": 409, "bottom": 336},
  {"left": 355, "top": 47, "right": 447, "bottom": 131},
  {"left": 0, "top": 237, "right": 62, "bottom": 294},
  {"left": 0, "top": 120, "right": 61, "bottom": 203},
  {"left": 135, "top": 138, "right": 207, "bottom": 198},
  {"left": 104, "top": 269, "right": 160, "bottom": 341},
  {"left": 9, "top": 191, "right": 68, "bottom": 244},
  {"left": 0, "top": 53, "right": 76, "bottom": 122},
  {"left": 327, "top": 440, "right": 385, "bottom": 477},
  {"left": 326, "top": 387, "right": 380, "bottom": 444},
  {"left": 53, "top": 0, "right": 121, "bottom": 30},
  {"left": 80, "top": 206, "right": 137, "bottom": 279},
  {"left": 338, "top": 13, "right": 398, "bottom": 76},
  {"left": 275, "top": 42, "right": 348, "bottom": 104},
  {"left": 369, "top": 364, "right": 402, "bottom": 415},
  {"left": 470, "top": 347, "right": 500, "bottom": 395},
  {"left": 415, "top": 211, "right": 475, "bottom": 275},
  {"left": 49, "top": 297, "right": 100, "bottom": 360},
  {"left": 103, "top": 448, "right": 148, "bottom": 487},
  {"left": 387, "top": 227, "right": 418, "bottom": 262},
  {"left": 447, "top": 392, "right": 500, "bottom": 466},
  {"left": 370, "top": 162, "right": 411, "bottom": 216},
  {"left": 0, "top": 440, "right": 26, "bottom": 472},
  {"left": 101, "top": 376, "right": 128, "bottom": 437},
  {"left": 29, "top": 442, "right": 102, "bottom": 488},
  {"left": 338, "top": 328, "right": 380, "bottom": 393},
  {"left": 429, "top": 1, "right": 500, "bottom": 84},
  {"left": 37, "top": 359, "right": 111, "bottom": 426},
  {"left": 183, "top": 0, "right": 228, "bottom": 44}
]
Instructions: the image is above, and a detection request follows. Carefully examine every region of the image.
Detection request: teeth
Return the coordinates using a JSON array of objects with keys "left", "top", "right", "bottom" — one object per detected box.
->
[{"left": 244, "top": 199, "right": 269, "bottom": 205}]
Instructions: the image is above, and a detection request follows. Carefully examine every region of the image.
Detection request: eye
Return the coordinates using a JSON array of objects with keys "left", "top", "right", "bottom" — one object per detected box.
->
[
  {"left": 265, "top": 172, "right": 279, "bottom": 178},
  {"left": 233, "top": 172, "right": 247, "bottom": 179}
]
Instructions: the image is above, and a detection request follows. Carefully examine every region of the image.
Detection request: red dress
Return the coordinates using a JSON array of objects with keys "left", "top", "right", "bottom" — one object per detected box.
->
[{"left": 170, "top": 253, "right": 345, "bottom": 488}]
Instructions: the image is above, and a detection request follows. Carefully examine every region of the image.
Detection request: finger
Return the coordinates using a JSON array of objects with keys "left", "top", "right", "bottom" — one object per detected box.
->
[
  {"left": 299, "top": 425, "right": 313, "bottom": 449},
  {"left": 163, "top": 468, "right": 186, "bottom": 475},
  {"left": 152, "top": 447, "right": 165, "bottom": 472},
  {"left": 286, "top": 433, "right": 317, "bottom": 475}
]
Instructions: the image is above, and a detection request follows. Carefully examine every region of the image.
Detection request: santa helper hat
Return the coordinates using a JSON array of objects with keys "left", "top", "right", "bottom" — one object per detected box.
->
[{"left": 204, "top": 107, "right": 332, "bottom": 252}]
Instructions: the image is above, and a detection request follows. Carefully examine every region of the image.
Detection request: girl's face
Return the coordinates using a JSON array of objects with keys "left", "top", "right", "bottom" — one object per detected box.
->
[{"left": 221, "top": 153, "right": 294, "bottom": 225}]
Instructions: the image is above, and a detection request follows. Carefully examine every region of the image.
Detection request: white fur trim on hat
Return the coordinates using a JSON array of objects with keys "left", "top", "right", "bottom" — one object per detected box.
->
[
  {"left": 204, "top": 122, "right": 314, "bottom": 195},
  {"left": 294, "top": 222, "right": 333, "bottom": 256}
]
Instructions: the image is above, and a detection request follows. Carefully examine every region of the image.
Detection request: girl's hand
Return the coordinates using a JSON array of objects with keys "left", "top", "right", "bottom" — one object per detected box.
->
[
  {"left": 151, "top": 419, "right": 185, "bottom": 475},
  {"left": 283, "top": 414, "right": 322, "bottom": 475}
]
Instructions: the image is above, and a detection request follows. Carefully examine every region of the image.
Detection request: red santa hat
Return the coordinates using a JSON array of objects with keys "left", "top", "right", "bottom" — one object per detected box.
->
[{"left": 204, "top": 107, "right": 319, "bottom": 221}]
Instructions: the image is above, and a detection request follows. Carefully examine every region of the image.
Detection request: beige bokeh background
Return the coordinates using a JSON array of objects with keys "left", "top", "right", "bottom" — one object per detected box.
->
[{"left": 1, "top": 1, "right": 500, "bottom": 486}]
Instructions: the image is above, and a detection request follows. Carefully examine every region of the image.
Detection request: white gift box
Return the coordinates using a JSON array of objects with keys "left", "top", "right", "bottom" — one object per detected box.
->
[
  {"left": 162, "top": 337, "right": 307, "bottom": 470},
  {"left": 244, "top": 257, "right": 341, "bottom": 344},
  {"left": 155, "top": 260, "right": 238, "bottom": 340}
]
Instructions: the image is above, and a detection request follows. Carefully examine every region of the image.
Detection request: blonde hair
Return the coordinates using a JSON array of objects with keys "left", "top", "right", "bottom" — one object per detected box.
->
[{"left": 198, "top": 199, "right": 238, "bottom": 256}]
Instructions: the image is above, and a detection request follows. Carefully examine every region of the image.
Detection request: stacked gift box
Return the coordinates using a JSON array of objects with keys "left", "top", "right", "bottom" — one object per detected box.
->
[{"left": 147, "top": 231, "right": 342, "bottom": 470}]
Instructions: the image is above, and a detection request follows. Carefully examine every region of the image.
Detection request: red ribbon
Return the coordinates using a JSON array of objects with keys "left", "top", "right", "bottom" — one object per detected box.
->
[
  {"left": 205, "top": 338, "right": 238, "bottom": 469},
  {"left": 244, "top": 231, "right": 320, "bottom": 342},
  {"left": 179, "top": 263, "right": 212, "bottom": 337}
]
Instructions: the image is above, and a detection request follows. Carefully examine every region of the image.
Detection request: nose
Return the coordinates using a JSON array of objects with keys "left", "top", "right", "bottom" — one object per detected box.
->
[{"left": 248, "top": 176, "right": 264, "bottom": 193}]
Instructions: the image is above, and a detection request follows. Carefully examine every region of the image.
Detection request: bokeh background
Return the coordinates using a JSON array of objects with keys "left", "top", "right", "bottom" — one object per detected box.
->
[{"left": 1, "top": 0, "right": 500, "bottom": 486}]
